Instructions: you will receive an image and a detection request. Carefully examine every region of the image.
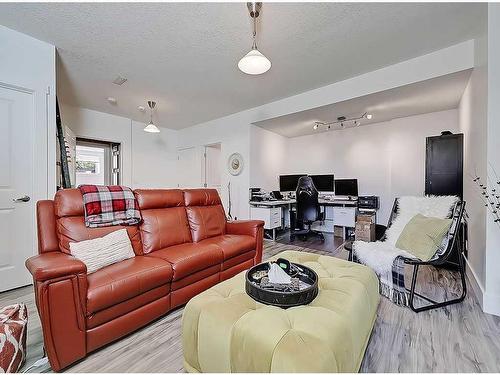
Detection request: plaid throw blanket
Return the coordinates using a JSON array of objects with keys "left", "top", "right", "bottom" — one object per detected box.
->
[
  {"left": 352, "top": 248, "right": 410, "bottom": 306},
  {"left": 78, "top": 185, "right": 142, "bottom": 228}
]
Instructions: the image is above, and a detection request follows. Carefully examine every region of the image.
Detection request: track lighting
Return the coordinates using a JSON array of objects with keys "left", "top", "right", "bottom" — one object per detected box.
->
[{"left": 313, "top": 112, "right": 372, "bottom": 131}]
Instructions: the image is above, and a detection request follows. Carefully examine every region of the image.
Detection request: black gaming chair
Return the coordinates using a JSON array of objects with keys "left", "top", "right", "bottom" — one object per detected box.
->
[{"left": 291, "top": 176, "right": 325, "bottom": 242}]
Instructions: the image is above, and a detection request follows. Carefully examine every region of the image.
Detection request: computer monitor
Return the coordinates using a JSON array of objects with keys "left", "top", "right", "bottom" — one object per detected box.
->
[
  {"left": 279, "top": 174, "right": 306, "bottom": 192},
  {"left": 334, "top": 179, "right": 358, "bottom": 196},
  {"left": 310, "top": 174, "right": 334, "bottom": 192}
]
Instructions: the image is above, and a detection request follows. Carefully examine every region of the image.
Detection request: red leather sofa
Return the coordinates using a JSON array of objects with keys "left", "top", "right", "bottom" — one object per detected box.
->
[{"left": 25, "top": 188, "right": 264, "bottom": 371}]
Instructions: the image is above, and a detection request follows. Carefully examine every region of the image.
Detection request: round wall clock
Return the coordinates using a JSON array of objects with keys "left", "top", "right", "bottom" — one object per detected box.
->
[{"left": 227, "top": 153, "right": 244, "bottom": 176}]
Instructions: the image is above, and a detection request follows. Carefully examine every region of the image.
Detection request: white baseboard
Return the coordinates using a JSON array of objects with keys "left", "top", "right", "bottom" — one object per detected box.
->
[
  {"left": 465, "top": 259, "right": 500, "bottom": 317},
  {"left": 483, "top": 292, "right": 500, "bottom": 317},
  {"left": 464, "top": 258, "right": 484, "bottom": 309}
]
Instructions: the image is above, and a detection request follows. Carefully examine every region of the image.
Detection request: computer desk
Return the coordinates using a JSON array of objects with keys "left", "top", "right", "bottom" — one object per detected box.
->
[{"left": 249, "top": 198, "right": 359, "bottom": 240}]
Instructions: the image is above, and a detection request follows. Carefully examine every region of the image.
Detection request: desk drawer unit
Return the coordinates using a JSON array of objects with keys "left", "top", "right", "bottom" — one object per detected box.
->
[
  {"left": 333, "top": 207, "right": 356, "bottom": 227},
  {"left": 250, "top": 207, "right": 282, "bottom": 230}
]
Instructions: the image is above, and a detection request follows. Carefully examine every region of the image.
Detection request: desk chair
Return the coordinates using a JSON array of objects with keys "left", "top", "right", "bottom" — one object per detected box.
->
[{"left": 291, "top": 176, "right": 325, "bottom": 242}]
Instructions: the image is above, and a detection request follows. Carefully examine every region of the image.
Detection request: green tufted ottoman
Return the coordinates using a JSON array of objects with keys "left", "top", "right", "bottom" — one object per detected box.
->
[{"left": 182, "top": 250, "right": 380, "bottom": 373}]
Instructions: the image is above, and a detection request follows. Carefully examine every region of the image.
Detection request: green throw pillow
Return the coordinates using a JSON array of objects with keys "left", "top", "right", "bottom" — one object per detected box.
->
[{"left": 396, "top": 214, "right": 452, "bottom": 261}]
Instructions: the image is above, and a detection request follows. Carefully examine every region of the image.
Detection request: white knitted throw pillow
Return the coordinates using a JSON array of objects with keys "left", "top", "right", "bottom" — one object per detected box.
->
[{"left": 69, "top": 229, "right": 135, "bottom": 273}]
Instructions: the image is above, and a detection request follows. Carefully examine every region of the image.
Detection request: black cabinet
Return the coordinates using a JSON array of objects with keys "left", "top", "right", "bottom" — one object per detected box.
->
[
  {"left": 425, "top": 133, "right": 463, "bottom": 199},
  {"left": 425, "top": 132, "right": 464, "bottom": 269}
]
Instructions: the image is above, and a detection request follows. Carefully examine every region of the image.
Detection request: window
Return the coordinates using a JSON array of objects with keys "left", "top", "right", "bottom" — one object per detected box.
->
[{"left": 75, "top": 139, "right": 120, "bottom": 186}]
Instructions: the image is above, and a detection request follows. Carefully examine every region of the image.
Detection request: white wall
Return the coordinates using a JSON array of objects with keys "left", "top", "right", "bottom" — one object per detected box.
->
[
  {"left": 61, "top": 105, "right": 133, "bottom": 186},
  {"left": 484, "top": 3, "right": 500, "bottom": 316},
  {"left": 457, "top": 5, "right": 500, "bottom": 317},
  {"left": 249, "top": 126, "right": 288, "bottom": 191},
  {"left": 459, "top": 36, "right": 488, "bottom": 300},
  {"left": 177, "top": 42, "right": 473, "bottom": 221},
  {"left": 60, "top": 105, "right": 178, "bottom": 189},
  {"left": 131, "top": 120, "right": 178, "bottom": 189},
  {"left": 0, "top": 25, "right": 56, "bottom": 200},
  {"left": 177, "top": 117, "right": 251, "bottom": 220},
  {"left": 254, "top": 110, "right": 458, "bottom": 224}
]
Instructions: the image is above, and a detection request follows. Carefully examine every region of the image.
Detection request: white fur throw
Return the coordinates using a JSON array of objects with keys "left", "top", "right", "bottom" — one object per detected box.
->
[
  {"left": 353, "top": 195, "right": 457, "bottom": 304},
  {"left": 69, "top": 229, "right": 135, "bottom": 273},
  {"left": 384, "top": 195, "right": 458, "bottom": 245}
]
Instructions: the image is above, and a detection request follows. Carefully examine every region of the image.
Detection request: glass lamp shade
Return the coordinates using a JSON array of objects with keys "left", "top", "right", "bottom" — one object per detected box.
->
[
  {"left": 144, "top": 121, "right": 160, "bottom": 133},
  {"left": 238, "top": 48, "right": 271, "bottom": 75}
]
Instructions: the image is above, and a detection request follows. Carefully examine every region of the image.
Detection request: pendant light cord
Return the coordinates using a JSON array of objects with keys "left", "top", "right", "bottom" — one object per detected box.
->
[{"left": 252, "top": 7, "right": 257, "bottom": 49}]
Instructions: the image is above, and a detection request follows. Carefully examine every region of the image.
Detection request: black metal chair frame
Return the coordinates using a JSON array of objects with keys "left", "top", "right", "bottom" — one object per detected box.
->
[{"left": 385, "top": 198, "right": 467, "bottom": 312}]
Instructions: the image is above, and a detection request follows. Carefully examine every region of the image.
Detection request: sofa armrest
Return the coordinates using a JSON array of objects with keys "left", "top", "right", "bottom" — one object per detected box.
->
[
  {"left": 226, "top": 220, "right": 264, "bottom": 237},
  {"left": 226, "top": 220, "right": 265, "bottom": 264},
  {"left": 26, "top": 252, "right": 88, "bottom": 371},
  {"left": 26, "top": 252, "right": 87, "bottom": 281}
]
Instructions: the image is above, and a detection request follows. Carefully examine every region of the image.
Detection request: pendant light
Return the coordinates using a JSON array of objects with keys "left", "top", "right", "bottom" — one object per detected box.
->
[
  {"left": 143, "top": 100, "right": 160, "bottom": 133},
  {"left": 238, "top": 2, "right": 271, "bottom": 75}
]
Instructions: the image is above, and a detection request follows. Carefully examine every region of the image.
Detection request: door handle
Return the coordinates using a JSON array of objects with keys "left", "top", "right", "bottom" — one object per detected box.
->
[{"left": 13, "top": 195, "right": 30, "bottom": 203}]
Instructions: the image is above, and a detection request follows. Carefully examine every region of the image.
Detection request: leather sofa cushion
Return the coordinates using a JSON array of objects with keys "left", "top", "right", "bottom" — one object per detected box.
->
[
  {"left": 200, "top": 234, "right": 256, "bottom": 260},
  {"left": 57, "top": 217, "right": 143, "bottom": 255},
  {"left": 146, "top": 242, "right": 223, "bottom": 281},
  {"left": 139, "top": 207, "right": 192, "bottom": 253},
  {"left": 183, "top": 189, "right": 222, "bottom": 207},
  {"left": 186, "top": 206, "right": 226, "bottom": 242},
  {"left": 86, "top": 285, "right": 170, "bottom": 329},
  {"left": 86, "top": 256, "right": 172, "bottom": 314},
  {"left": 54, "top": 188, "right": 85, "bottom": 217},
  {"left": 53, "top": 188, "right": 144, "bottom": 255},
  {"left": 134, "top": 189, "right": 184, "bottom": 210}
]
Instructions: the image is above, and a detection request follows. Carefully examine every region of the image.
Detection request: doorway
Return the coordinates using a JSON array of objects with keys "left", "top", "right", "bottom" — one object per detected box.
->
[{"left": 75, "top": 139, "right": 120, "bottom": 186}]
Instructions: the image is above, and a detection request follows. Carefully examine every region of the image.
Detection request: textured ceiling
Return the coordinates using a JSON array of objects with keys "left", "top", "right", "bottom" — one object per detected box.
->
[
  {"left": 254, "top": 70, "right": 472, "bottom": 138},
  {"left": 0, "top": 3, "right": 486, "bottom": 130}
]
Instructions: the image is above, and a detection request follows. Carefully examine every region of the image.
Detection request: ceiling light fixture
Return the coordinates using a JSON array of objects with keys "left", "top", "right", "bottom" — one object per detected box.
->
[
  {"left": 238, "top": 2, "right": 271, "bottom": 75},
  {"left": 313, "top": 113, "right": 372, "bottom": 131},
  {"left": 143, "top": 101, "right": 160, "bottom": 133}
]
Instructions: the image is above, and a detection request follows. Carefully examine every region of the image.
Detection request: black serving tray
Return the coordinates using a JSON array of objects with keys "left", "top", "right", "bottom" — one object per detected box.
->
[{"left": 245, "top": 261, "right": 319, "bottom": 308}]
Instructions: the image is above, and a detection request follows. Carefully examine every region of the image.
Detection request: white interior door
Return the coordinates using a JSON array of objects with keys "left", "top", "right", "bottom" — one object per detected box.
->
[
  {"left": 204, "top": 143, "right": 222, "bottom": 190},
  {"left": 177, "top": 147, "right": 201, "bottom": 188},
  {"left": 0, "top": 85, "right": 35, "bottom": 292}
]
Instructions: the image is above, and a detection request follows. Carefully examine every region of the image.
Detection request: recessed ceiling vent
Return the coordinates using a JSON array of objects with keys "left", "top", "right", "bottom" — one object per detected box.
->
[{"left": 112, "top": 76, "right": 127, "bottom": 85}]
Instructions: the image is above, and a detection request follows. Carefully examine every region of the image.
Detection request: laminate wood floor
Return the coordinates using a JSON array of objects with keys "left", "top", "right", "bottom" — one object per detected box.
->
[{"left": 2, "top": 233, "right": 500, "bottom": 373}]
